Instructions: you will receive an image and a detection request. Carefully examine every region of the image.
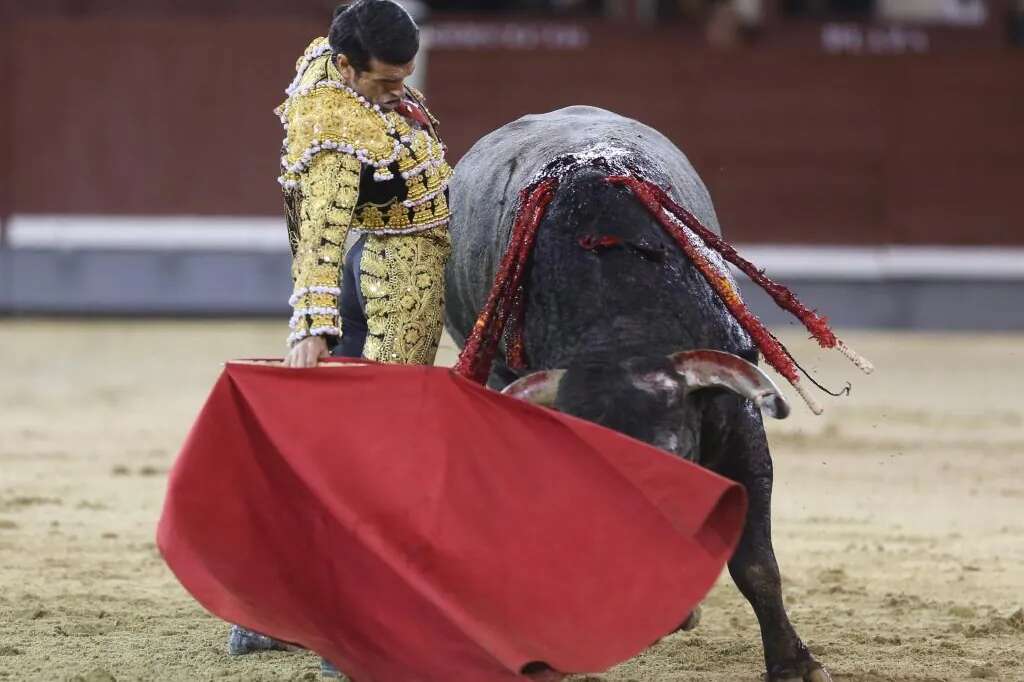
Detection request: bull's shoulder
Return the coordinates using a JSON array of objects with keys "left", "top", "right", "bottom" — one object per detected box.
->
[
  {"left": 479, "top": 106, "right": 630, "bottom": 142},
  {"left": 463, "top": 106, "right": 676, "bottom": 164}
]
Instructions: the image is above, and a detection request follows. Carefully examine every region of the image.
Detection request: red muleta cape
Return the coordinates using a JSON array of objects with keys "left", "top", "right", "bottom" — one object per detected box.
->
[{"left": 157, "top": 358, "right": 747, "bottom": 681}]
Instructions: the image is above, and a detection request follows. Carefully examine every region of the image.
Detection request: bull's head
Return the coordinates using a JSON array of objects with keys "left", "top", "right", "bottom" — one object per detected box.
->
[{"left": 502, "top": 350, "right": 788, "bottom": 459}]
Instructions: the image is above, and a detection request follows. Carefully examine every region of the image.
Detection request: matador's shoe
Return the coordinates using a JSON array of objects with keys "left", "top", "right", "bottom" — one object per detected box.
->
[
  {"left": 320, "top": 657, "right": 349, "bottom": 679},
  {"left": 226, "top": 624, "right": 297, "bottom": 655}
]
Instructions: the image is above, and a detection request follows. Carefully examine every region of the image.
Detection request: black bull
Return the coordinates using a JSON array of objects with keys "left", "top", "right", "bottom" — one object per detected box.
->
[{"left": 444, "top": 106, "right": 830, "bottom": 682}]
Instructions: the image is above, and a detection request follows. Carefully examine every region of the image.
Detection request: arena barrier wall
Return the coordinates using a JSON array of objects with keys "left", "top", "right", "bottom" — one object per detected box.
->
[{"left": 1, "top": 10, "right": 1022, "bottom": 326}]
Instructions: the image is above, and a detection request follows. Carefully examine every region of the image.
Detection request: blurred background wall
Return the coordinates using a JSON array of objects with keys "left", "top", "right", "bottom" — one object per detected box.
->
[{"left": 1, "top": 0, "right": 1022, "bottom": 328}]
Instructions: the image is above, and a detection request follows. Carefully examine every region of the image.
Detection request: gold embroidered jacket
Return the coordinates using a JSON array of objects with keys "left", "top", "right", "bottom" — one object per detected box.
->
[{"left": 276, "top": 37, "right": 452, "bottom": 346}]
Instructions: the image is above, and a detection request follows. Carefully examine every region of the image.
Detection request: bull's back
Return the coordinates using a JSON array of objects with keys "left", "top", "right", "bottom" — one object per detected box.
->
[{"left": 445, "top": 106, "right": 723, "bottom": 348}]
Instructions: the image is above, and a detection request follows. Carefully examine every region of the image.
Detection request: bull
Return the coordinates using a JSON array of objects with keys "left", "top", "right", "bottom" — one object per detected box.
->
[{"left": 445, "top": 106, "right": 832, "bottom": 681}]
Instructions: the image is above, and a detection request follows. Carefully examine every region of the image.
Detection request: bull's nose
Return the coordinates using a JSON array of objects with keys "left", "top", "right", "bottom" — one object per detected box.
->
[{"left": 767, "top": 393, "right": 790, "bottom": 420}]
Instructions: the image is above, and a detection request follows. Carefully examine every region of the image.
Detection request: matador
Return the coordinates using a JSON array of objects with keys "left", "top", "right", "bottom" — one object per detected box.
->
[
  {"left": 278, "top": 1, "right": 451, "bottom": 368},
  {"left": 229, "top": 1, "right": 451, "bottom": 674}
]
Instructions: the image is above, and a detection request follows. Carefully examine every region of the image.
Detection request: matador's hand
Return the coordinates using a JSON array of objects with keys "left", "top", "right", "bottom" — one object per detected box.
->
[{"left": 284, "top": 335, "right": 330, "bottom": 368}]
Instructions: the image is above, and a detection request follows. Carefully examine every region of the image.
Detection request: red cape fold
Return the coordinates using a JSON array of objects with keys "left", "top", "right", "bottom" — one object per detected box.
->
[{"left": 157, "top": 358, "right": 746, "bottom": 681}]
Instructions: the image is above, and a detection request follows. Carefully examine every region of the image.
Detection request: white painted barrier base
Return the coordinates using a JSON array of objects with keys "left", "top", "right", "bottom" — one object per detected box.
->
[{"left": 2, "top": 215, "right": 1023, "bottom": 328}]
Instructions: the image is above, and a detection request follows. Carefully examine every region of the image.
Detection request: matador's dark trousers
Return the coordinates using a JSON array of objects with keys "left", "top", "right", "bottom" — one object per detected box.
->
[
  {"left": 334, "top": 234, "right": 369, "bottom": 359},
  {"left": 331, "top": 229, "right": 450, "bottom": 365}
]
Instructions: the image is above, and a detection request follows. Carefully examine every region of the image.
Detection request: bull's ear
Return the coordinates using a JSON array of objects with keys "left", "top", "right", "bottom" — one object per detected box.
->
[
  {"left": 501, "top": 370, "right": 567, "bottom": 408},
  {"left": 669, "top": 350, "right": 790, "bottom": 419}
]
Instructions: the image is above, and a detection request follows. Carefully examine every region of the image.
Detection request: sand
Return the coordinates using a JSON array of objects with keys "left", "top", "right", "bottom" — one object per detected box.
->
[{"left": 0, "top": 320, "right": 1021, "bottom": 681}]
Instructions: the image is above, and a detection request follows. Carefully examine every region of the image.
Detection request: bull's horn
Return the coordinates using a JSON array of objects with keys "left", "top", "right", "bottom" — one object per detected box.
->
[
  {"left": 670, "top": 350, "right": 790, "bottom": 419},
  {"left": 501, "top": 370, "right": 567, "bottom": 408}
]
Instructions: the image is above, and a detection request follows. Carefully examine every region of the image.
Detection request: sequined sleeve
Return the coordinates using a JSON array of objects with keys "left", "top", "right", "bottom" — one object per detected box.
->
[{"left": 286, "top": 152, "right": 361, "bottom": 347}]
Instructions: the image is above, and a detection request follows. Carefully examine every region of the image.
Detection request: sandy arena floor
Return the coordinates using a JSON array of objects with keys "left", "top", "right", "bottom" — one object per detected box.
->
[{"left": 0, "top": 320, "right": 1021, "bottom": 681}]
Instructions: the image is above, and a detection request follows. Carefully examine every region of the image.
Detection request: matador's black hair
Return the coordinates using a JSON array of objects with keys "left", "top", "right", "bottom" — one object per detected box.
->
[{"left": 329, "top": 0, "right": 420, "bottom": 73}]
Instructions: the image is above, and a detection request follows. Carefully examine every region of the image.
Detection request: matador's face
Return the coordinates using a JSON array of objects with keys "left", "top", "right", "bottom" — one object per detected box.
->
[{"left": 336, "top": 54, "right": 415, "bottom": 113}]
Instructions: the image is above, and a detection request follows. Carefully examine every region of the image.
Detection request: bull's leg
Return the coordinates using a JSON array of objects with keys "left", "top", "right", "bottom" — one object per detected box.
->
[
  {"left": 703, "top": 397, "right": 830, "bottom": 682},
  {"left": 728, "top": 474, "right": 829, "bottom": 681}
]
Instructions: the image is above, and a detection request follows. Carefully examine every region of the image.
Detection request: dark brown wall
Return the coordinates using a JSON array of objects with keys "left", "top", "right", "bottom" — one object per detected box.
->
[
  {"left": 427, "top": 31, "right": 1024, "bottom": 245},
  {"left": 5, "top": 15, "right": 1024, "bottom": 245},
  {"left": 8, "top": 17, "right": 322, "bottom": 217}
]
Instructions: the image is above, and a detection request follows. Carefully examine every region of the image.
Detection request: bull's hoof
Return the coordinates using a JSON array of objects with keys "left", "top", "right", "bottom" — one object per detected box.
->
[
  {"left": 226, "top": 624, "right": 298, "bottom": 656},
  {"left": 766, "top": 659, "right": 831, "bottom": 682},
  {"left": 521, "top": 662, "right": 565, "bottom": 681}
]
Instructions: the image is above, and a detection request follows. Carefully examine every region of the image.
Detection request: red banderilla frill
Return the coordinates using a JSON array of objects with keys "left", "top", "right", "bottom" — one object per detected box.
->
[{"left": 454, "top": 178, "right": 559, "bottom": 384}]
